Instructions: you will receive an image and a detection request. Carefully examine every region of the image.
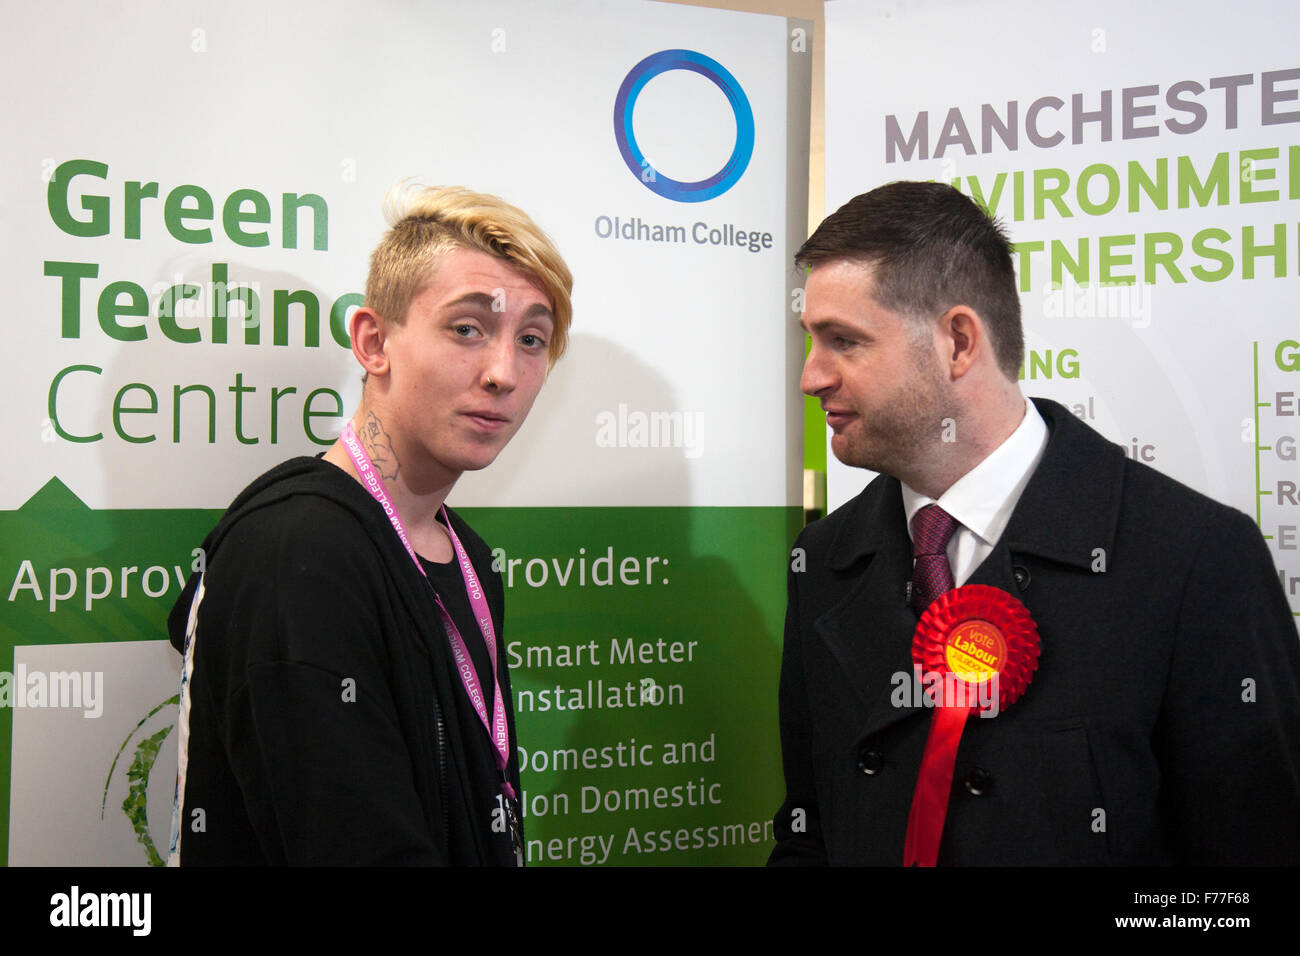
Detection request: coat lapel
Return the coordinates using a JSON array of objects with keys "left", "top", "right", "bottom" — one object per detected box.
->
[
  {"left": 806, "top": 399, "right": 1127, "bottom": 742},
  {"left": 1004, "top": 400, "right": 1125, "bottom": 567},
  {"left": 813, "top": 475, "right": 928, "bottom": 739}
]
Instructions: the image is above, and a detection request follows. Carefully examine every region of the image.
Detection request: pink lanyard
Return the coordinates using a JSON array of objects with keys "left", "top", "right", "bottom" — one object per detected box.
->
[{"left": 341, "top": 422, "right": 515, "bottom": 801}]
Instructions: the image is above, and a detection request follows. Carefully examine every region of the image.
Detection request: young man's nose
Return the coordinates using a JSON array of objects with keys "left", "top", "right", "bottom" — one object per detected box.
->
[{"left": 481, "top": 339, "right": 519, "bottom": 391}]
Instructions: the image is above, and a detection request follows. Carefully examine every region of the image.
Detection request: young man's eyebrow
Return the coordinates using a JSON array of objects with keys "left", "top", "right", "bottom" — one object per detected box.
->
[
  {"left": 440, "top": 293, "right": 554, "bottom": 325},
  {"left": 522, "top": 302, "right": 555, "bottom": 325},
  {"left": 441, "top": 291, "right": 497, "bottom": 311}
]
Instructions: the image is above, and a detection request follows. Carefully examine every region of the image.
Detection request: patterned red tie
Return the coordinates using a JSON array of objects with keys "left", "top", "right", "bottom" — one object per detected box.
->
[{"left": 911, "top": 504, "right": 958, "bottom": 614}]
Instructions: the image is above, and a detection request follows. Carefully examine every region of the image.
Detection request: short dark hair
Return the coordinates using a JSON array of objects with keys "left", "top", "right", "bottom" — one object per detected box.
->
[{"left": 796, "top": 181, "right": 1023, "bottom": 379}]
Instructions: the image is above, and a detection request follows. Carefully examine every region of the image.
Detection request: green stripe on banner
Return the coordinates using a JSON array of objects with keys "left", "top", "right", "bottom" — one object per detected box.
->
[
  {"left": 461, "top": 506, "right": 801, "bottom": 865},
  {"left": 803, "top": 333, "right": 826, "bottom": 473},
  {"left": 0, "top": 482, "right": 802, "bottom": 866},
  {"left": 0, "top": 478, "right": 221, "bottom": 865}
]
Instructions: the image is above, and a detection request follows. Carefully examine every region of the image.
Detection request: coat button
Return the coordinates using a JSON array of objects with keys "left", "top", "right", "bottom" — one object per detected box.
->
[
  {"left": 857, "top": 750, "right": 884, "bottom": 775},
  {"left": 963, "top": 767, "right": 992, "bottom": 796},
  {"left": 1012, "top": 566, "right": 1030, "bottom": 591}
]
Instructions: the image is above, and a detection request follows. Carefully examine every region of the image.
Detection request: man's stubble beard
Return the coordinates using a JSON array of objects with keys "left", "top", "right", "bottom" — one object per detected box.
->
[{"left": 834, "top": 342, "right": 957, "bottom": 483}]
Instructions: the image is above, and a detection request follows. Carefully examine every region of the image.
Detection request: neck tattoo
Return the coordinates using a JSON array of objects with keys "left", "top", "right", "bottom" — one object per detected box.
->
[{"left": 361, "top": 411, "right": 401, "bottom": 483}]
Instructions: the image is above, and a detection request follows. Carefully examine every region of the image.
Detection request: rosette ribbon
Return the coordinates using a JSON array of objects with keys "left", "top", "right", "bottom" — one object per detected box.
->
[{"left": 902, "top": 584, "right": 1041, "bottom": 867}]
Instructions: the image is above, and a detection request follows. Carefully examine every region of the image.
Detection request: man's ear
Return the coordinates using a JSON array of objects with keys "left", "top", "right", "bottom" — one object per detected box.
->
[
  {"left": 937, "top": 304, "right": 987, "bottom": 380},
  {"left": 351, "top": 307, "right": 390, "bottom": 378}
]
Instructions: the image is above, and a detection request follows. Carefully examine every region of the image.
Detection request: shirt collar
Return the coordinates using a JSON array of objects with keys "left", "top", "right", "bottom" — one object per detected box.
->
[{"left": 901, "top": 398, "right": 1049, "bottom": 545}]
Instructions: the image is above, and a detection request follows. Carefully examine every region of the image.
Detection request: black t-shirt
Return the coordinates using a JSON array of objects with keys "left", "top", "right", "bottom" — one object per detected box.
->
[
  {"left": 420, "top": 543, "right": 518, "bottom": 861},
  {"left": 420, "top": 553, "right": 496, "bottom": 715}
]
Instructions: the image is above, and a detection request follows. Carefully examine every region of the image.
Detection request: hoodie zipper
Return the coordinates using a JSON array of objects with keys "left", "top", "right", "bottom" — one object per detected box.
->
[{"left": 432, "top": 692, "right": 450, "bottom": 850}]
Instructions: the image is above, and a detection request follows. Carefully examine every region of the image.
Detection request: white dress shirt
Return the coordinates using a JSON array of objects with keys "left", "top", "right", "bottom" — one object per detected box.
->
[{"left": 900, "top": 398, "right": 1049, "bottom": 585}]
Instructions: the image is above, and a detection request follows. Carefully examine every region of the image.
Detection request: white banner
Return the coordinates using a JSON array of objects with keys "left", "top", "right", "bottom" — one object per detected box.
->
[
  {"left": 5, "top": 0, "right": 807, "bottom": 511},
  {"left": 3, "top": 0, "right": 811, "bottom": 865},
  {"left": 824, "top": 0, "right": 1298, "bottom": 616}
]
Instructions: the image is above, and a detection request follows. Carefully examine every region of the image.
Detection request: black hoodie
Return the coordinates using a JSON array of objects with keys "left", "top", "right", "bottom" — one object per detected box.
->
[{"left": 168, "top": 456, "right": 521, "bottom": 865}]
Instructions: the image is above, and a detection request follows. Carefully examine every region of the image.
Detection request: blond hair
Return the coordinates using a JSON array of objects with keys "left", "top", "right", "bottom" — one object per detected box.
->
[{"left": 365, "top": 183, "right": 572, "bottom": 367}]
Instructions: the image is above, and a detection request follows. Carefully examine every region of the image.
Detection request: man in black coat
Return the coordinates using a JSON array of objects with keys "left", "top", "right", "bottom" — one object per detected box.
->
[{"left": 769, "top": 181, "right": 1300, "bottom": 865}]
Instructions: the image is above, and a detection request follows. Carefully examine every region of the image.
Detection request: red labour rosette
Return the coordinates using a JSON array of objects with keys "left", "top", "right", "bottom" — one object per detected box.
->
[{"left": 902, "top": 585, "right": 1041, "bottom": 867}]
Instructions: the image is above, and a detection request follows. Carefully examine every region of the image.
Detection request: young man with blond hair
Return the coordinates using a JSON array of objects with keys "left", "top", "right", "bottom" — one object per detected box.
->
[{"left": 169, "top": 185, "right": 571, "bottom": 866}]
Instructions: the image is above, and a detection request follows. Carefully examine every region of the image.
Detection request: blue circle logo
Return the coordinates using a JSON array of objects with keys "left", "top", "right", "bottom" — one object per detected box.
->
[{"left": 614, "top": 49, "right": 755, "bottom": 203}]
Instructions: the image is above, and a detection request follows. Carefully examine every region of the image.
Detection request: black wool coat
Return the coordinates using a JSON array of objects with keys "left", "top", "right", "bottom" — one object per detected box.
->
[{"left": 769, "top": 398, "right": 1300, "bottom": 865}]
